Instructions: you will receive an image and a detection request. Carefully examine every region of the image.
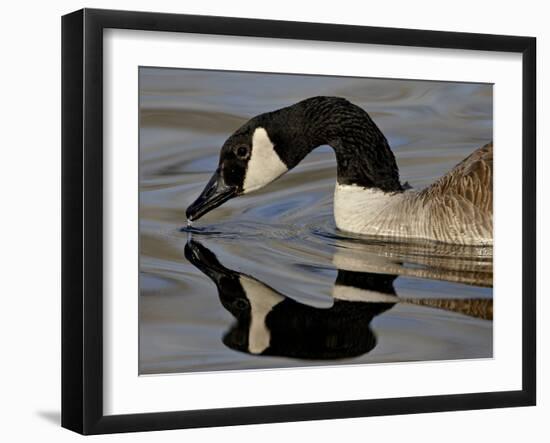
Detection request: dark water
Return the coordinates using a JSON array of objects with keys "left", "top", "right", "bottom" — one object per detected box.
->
[{"left": 139, "top": 67, "right": 493, "bottom": 375}]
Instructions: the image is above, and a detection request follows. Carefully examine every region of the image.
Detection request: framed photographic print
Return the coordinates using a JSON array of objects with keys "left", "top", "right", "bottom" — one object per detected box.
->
[{"left": 61, "top": 8, "right": 536, "bottom": 435}]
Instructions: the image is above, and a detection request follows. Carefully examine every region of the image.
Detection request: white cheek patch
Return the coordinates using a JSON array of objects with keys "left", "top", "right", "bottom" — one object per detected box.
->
[{"left": 242, "top": 127, "right": 288, "bottom": 194}]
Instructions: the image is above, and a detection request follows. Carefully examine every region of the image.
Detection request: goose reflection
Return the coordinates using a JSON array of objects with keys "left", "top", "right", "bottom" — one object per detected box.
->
[
  {"left": 185, "top": 239, "right": 492, "bottom": 361},
  {"left": 185, "top": 239, "right": 397, "bottom": 359}
]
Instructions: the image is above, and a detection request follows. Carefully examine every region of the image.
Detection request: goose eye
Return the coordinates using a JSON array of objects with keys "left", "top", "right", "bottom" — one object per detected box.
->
[{"left": 235, "top": 145, "right": 250, "bottom": 159}]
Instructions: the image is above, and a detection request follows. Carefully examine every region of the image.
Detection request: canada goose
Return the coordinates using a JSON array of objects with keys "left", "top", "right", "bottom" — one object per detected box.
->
[
  {"left": 186, "top": 96, "right": 493, "bottom": 246},
  {"left": 184, "top": 239, "right": 492, "bottom": 359}
]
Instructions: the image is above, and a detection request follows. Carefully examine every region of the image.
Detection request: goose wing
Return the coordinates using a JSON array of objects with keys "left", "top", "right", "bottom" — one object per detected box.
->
[
  {"left": 410, "top": 142, "right": 493, "bottom": 245},
  {"left": 420, "top": 142, "right": 493, "bottom": 215}
]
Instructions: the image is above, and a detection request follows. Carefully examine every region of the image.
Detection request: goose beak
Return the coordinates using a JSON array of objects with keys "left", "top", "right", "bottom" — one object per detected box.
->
[{"left": 186, "top": 169, "right": 238, "bottom": 221}]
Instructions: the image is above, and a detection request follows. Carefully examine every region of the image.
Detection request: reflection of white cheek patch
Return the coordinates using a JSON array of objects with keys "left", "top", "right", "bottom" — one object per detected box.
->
[
  {"left": 243, "top": 127, "right": 288, "bottom": 194},
  {"left": 239, "top": 276, "right": 284, "bottom": 355}
]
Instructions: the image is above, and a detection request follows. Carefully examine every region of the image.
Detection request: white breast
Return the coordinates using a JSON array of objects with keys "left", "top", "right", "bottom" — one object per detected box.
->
[{"left": 334, "top": 184, "right": 409, "bottom": 236}]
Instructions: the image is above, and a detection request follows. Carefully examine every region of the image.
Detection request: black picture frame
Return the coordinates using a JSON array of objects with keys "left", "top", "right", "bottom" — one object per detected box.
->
[{"left": 61, "top": 8, "right": 537, "bottom": 435}]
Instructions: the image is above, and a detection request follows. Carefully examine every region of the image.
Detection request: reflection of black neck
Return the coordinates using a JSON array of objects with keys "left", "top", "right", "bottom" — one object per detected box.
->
[
  {"left": 263, "top": 96, "right": 403, "bottom": 190},
  {"left": 185, "top": 239, "right": 397, "bottom": 360},
  {"left": 247, "top": 299, "right": 392, "bottom": 360},
  {"left": 335, "top": 270, "right": 398, "bottom": 295}
]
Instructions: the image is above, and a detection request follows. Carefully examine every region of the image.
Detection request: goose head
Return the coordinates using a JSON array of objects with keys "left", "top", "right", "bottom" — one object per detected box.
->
[
  {"left": 186, "top": 105, "right": 306, "bottom": 220},
  {"left": 186, "top": 96, "right": 403, "bottom": 221}
]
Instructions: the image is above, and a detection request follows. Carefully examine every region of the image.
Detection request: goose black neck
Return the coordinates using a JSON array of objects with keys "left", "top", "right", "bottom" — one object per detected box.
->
[{"left": 266, "top": 96, "right": 403, "bottom": 191}]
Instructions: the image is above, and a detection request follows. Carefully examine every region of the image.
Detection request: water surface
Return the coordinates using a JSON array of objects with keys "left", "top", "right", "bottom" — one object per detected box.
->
[{"left": 139, "top": 67, "right": 493, "bottom": 375}]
